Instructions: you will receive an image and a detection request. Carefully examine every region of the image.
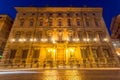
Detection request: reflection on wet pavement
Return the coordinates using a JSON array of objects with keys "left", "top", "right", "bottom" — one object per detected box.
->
[{"left": 0, "top": 69, "right": 120, "bottom": 80}]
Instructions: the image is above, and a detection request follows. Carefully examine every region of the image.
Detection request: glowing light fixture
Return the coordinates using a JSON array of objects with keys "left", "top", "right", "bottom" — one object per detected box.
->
[
  {"left": 23, "top": 38, "right": 26, "bottom": 41},
  {"left": 30, "top": 39, "right": 33, "bottom": 41},
  {"left": 41, "top": 38, "right": 48, "bottom": 42},
  {"left": 83, "top": 38, "right": 86, "bottom": 41},
  {"left": 11, "top": 38, "right": 15, "bottom": 42},
  {"left": 34, "top": 38, "right": 37, "bottom": 41},
  {"left": 104, "top": 38, "right": 108, "bottom": 41},
  {"left": 19, "top": 39, "right": 23, "bottom": 42},
  {"left": 73, "top": 38, "right": 79, "bottom": 41},
  {"left": 93, "top": 38, "right": 97, "bottom": 41},
  {"left": 87, "top": 38, "right": 90, "bottom": 42}
]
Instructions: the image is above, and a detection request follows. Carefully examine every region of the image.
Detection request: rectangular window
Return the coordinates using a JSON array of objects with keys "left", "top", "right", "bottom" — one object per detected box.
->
[
  {"left": 98, "top": 32, "right": 104, "bottom": 41},
  {"left": 36, "top": 32, "right": 42, "bottom": 41},
  {"left": 88, "top": 33, "right": 93, "bottom": 41},
  {"left": 58, "top": 21, "right": 62, "bottom": 26},
  {"left": 20, "top": 21, "right": 24, "bottom": 26},
  {"left": 29, "top": 19, "right": 34, "bottom": 26},
  {"left": 78, "top": 32, "right": 83, "bottom": 41},
  {"left": 80, "top": 48, "right": 87, "bottom": 59},
  {"left": 92, "top": 49, "right": 97, "bottom": 58},
  {"left": 86, "top": 21, "right": 89, "bottom": 27},
  {"left": 20, "top": 19, "right": 24, "bottom": 26},
  {"left": 67, "top": 19, "right": 71, "bottom": 26},
  {"left": 76, "top": 19, "right": 81, "bottom": 26},
  {"left": 10, "top": 49, "right": 17, "bottom": 59},
  {"left": 26, "top": 32, "right": 31, "bottom": 41},
  {"left": 15, "top": 32, "right": 21, "bottom": 41},
  {"left": 68, "top": 34, "right": 73, "bottom": 41},
  {"left": 39, "top": 19, "right": 43, "bottom": 26},
  {"left": 33, "top": 50, "right": 40, "bottom": 58},
  {"left": 22, "top": 49, "right": 28, "bottom": 59},
  {"left": 48, "top": 19, "right": 52, "bottom": 26}
]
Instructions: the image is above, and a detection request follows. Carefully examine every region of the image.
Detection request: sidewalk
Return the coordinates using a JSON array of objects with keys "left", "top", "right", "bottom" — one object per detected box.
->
[{"left": 0, "top": 67, "right": 120, "bottom": 72}]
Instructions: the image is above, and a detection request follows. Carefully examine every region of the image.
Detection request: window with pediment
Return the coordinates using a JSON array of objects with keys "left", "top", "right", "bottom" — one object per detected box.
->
[
  {"left": 58, "top": 19, "right": 62, "bottom": 26},
  {"left": 39, "top": 19, "right": 43, "bottom": 26},
  {"left": 48, "top": 19, "right": 53, "bottom": 26},
  {"left": 67, "top": 19, "right": 71, "bottom": 26},
  {"left": 76, "top": 19, "right": 81, "bottom": 26},
  {"left": 20, "top": 18, "right": 24, "bottom": 26},
  {"left": 29, "top": 19, "right": 34, "bottom": 26}
]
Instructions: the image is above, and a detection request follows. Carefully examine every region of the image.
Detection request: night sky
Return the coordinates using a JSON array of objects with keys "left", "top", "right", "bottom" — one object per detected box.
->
[{"left": 0, "top": 0, "right": 120, "bottom": 34}]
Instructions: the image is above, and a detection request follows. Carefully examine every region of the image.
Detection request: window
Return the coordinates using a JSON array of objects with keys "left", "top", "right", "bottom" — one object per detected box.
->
[
  {"left": 58, "top": 34, "right": 62, "bottom": 42},
  {"left": 88, "top": 32, "right": 93, "bottom": 41},
  {"left": 67, "top": 19, "right": 71, "bottom": 26},
  {"left": 22, "top": 13, "right": 26, "bottom": 16},
  {"left": 92, "top": 49, "right": 98, "bottom": 58},
  {"left": 48, "top": 19, "right": 52, "bottom": 26},
  {"left": 22, "top": 49, "right": 28, "bottom": 59},
  {"left": 75, "top": 13, "right": 80, "bottom": 17},
  {"left": 36, "top": 32, "right": 42, "bottom": 41},
  {"left": 48, "top": 13, "right": 53, "bottom": 17},
  {"left": 20, "top": 19, "right": 24, "bottom": 26},
  {"left": 39, "top": 19, "right": 43, "bottom": 26},
  {"left": 15, "top": 31, "right": 21, "bottom": 41},
  {"left": 39, "top": 13, "right": 43, "bottom": 16},
  {"left": 67, "top": 13, "right": 72, "bottom": 17},
  {"left": 103, "top": 48, "right": 112, "bottom": 58},
  {"left": 58, "top": 13, "right": 62, "bottom": 17},
  {"left": 76, "top": 19, "right": 81, "bottom": 26},
  {"left": 10, "top": 49, "right": 17, "bottom": 59},
  {"left": 86, "top": 19, "right": 90, "bottom": 27},
  {"left": 80, "top": 48, "right": 87, "bottom": 59},
  {"left": 58, "top": 19, "right": 62, "bottom": 26},
  {"left": 29, "top": 19, "right": 34, "bottom": 26},
  {"left": 78, "top": 32, "right": 83, "bottom": 41},
  {"left": 31, "top": 13, "right": 35, "bottom": 16},
  {"left": 26, "top": 32, "right": 31, "bottom": 41},
  {"left": 68, "top": 34, "right": 73, "bottom": 41},
  {"left": 94, "top": 19, "right": 99, "bottom": 26},
  {"left": 33, "top": 50, "right": 40, "bottom": 58},
  {"left": 98, "top": 32, "right": 104, "bottom": 41},
  {"left": 1, "top": 42, "right": 5, "bottom": 49}
]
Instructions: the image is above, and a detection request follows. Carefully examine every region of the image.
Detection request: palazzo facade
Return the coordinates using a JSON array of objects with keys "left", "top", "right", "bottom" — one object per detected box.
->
[
  {"left": 2, "top": 7, "right": 119, "bottom": 68},
  {"left": 0, "top": 15, "right": 13, "bottom": 56}
]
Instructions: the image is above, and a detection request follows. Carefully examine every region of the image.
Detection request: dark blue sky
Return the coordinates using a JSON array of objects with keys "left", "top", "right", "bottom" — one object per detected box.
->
[{"left": 0, "top": 0, "right": 120, "bottom": 34}]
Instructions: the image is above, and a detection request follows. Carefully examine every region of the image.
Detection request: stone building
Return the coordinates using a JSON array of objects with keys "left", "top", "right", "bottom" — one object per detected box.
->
[
  {"left": 110, "top": 14, "right": 120, "bottom": 61},
  {"left": 111, "top": 14, "right": 120, "bottom": 39},
  {"left": 2, "top": 7, "right": 119, "bottom": 68},
  {"left": 0, "top": 15, "right": 13, "bottom": 57}
]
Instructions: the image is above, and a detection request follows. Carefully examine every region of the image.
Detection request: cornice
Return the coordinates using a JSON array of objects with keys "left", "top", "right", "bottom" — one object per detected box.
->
[{"left": 15, "top": 7, "right": 103, "bottom": 13}]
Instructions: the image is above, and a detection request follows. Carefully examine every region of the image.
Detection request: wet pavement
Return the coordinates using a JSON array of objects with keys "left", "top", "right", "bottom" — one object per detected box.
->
[{"left": 0, "top": 69, "right": 120, "bottom": 80}]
